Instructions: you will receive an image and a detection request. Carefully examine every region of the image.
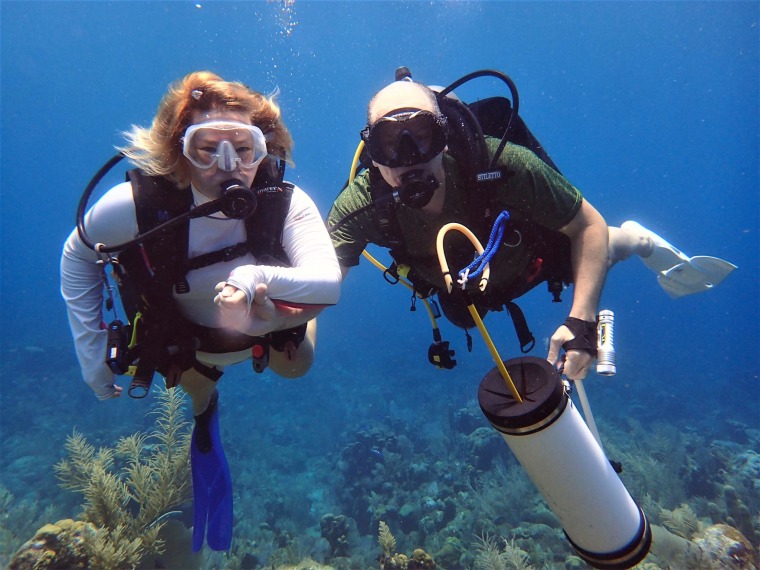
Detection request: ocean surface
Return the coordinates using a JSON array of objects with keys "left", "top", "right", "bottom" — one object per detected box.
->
[{"left": 1, "top": 2, "right": 758, "bottom": 569}]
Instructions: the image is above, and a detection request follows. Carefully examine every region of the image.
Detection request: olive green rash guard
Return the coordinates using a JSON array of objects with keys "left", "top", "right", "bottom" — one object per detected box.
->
[{"left": 327, "top": 138, "right": 583, "bottom": 291}]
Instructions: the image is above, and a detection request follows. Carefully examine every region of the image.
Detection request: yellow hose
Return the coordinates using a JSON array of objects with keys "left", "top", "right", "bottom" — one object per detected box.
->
[
  {"left": 349, "top": 142, "right": 440, "bottom": 330},
  {"left": 436, "top": 223, "right": 489, "bottom": 293},
  {"left": 349, "top": 140, "right": 365, "bottom": 181},
  {"left": 436, "top": 223, "right": 522, "bottom": 402},
  {"left": 349, "top": 141, "right": 521, "bottom": 399}
]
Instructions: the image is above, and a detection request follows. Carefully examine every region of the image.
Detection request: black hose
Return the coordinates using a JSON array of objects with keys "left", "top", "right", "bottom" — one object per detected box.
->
[{"left": 438, "top": 69, "right": 520, "bottom": 170}]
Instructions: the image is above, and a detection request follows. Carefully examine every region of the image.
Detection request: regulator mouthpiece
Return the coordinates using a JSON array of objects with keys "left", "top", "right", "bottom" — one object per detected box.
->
[
  {"left": 596, "top": 309, "right": 616, "bottom": 376},
  {"left": 220, "top": 179, "right": 257, "bottom": 219},
  {"left": 397, "top": 169, "right": 439, "bottom": 209}
]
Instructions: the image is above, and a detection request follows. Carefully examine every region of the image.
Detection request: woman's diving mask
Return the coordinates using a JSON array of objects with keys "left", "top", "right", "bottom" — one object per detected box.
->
[{"left": 183, "top": 120, "right": 268, "bottom": 171}]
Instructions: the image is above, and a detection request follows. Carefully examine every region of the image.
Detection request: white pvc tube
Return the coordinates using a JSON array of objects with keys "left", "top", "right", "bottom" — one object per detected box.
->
[
  {"left": 479, "top": 357, "right": 650, "bottom": 568},
  {"left": 501, "top": 397, "right": 643, "bottom": 557}
]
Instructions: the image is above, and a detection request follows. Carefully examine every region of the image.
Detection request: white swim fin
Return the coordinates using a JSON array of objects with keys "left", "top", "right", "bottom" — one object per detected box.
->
[{"left": 620, "top": 221, "right": 737, "bottom": 299}]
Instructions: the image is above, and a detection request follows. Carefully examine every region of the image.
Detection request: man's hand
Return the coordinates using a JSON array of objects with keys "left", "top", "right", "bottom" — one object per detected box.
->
[{"left": 546, "top": 323, "right": 595, "bottom": 381}]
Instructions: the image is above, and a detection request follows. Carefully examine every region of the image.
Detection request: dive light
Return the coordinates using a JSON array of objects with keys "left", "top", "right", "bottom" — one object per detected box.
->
[{"left": 596, "top": 309, "right": 616, "bottom": 376}]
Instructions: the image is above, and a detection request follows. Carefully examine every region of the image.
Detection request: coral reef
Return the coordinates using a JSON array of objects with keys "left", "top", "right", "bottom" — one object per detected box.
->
[
  {"left": 9, "top": 387, "right": 192, "bottom": 569},
  {"left": 379, "top": 520, "right": 397, "bottom": 557},
  {"left": 320, "top": 513, "right": 349, "bottom": 558},
  {"left": 692, "top": 523, "right": 759, "bottom": 569},
  {"left": 7, "top": 515, "right": 132, "bottom": 570},
  {"left": 2, "top": 353, "right": 757, "bottom": 568},
  {"left": 660, "top": 502, "right": 703, "bottom": 540},
  {"left": 377, "top": 521, "right": 436, "bottom": 570},
  {"left": 472, "top": 533, "right": 535, "bottom": 570},
  {"left": 273, "top": 560, "right": 336, "bottom": 570},
  {"left": 723, "top": 484, "right": 759, "bottom": 545},
  {"left": 0, "top": 484, "right": 59, "bottom": 568}
]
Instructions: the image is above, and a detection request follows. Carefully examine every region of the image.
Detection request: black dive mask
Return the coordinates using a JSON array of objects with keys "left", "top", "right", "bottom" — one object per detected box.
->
[
  {"left": 397, "top": 169, "right": 439, "bottom": 209},
  {"left": 218, "top": 179, "right": 257, "bottom": 219},
  {"left": 361, "top": 109, "right": 447, "bottom": 168}
]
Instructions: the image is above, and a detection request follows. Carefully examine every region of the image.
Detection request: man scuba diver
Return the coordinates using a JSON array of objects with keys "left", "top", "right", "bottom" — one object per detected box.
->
[{"left": 327, "top": 74, "right": 735, "bottom": 378}]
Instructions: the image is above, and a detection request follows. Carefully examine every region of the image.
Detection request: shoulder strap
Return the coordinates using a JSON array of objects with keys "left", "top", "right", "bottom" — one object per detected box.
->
[
  {"left": 245, "top": 180, "right": 294, "bottom": 265},
  {"left": 437, "top": 95, "right": 494, "bottom": 241},
  {"left": 437, "top": 95, "right": 490, "bottom": 184},
  {"left": 125, "top": 169, "right": 193, "bottom": 296},
  {"left": 367, "top": 166, "right": 404, "bottom": 249},
  {"left": 128, "top": 169, "right": 193, "bottom": 232},
  {"left": 240, "top": 156, "right": 293, "bottom": 265}
]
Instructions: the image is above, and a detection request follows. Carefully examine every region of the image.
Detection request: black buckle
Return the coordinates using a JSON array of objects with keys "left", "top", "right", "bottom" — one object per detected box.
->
[
  {"left": 383, "top": 264, "right": 400, "bottom": 284},
  {"left": 428, "top": 340, "right": 456, "bottom": 369},
  {"left": 221, "top": 244, "right": 242, "bottom": 262}
]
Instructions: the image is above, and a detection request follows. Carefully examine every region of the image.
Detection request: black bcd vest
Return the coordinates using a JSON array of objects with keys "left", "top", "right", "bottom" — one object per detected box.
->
[
  {"left": 369, "top": 95, "right": 569, "bottom": 302},
  {"left": 363, "top": 95, "right": 572, "bottom": 352},
  {"left": 111, "top": 167, "right": 300, "bottom": 381}
]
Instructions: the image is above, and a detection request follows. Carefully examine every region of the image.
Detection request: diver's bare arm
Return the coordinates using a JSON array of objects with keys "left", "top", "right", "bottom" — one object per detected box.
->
[{"left": 559, "top": 199, "right": 609, "bottom": 321}]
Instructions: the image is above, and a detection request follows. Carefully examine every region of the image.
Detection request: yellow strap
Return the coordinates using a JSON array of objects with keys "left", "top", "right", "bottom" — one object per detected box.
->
[
  {"left": 349, "top": 140, "right": 365, "bottom": 181},
  {"left": 363, "top": 250, "right": 439, "bottom": 328},
  {"left": 128, "top": 312, "right": 143, "bottom": 349},
  {"left": 349, "top": 142, "right": 441, "bottom": 330},
  {"left": 349, "top": 141, "right": 520, "bottom": 399}
]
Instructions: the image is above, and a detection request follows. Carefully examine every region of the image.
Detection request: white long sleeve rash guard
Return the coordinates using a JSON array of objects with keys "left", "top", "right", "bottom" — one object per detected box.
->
[{"left": 61, "top": 180, "right": 341, "bottom": 399}]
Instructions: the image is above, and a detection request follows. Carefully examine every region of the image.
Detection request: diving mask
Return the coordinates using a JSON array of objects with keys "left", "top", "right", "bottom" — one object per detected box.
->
[
  {"left": 183, "top": 120, "right": 268, "bottom": 171},
  {"left": 362, "top": 109, "right": 448, "bottom": 168}
]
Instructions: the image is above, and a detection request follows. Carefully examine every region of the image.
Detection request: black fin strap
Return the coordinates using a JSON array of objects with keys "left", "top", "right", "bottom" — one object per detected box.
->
[
  {"left": 562, "top": 317, "right": 598, "bottom": 357},
  {"left": 269, "top": 323, "right": 308, "bottom": 352},
  {"left": 505, "top": 301, "right": 535, "bottom": 353},
  {"left": 129, "top": 322, "right": 166, "bottom": 397}
]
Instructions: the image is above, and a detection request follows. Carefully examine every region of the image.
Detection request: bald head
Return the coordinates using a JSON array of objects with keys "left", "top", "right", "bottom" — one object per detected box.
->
[{"left": 368, "top": 81, "right": 440, "bottom": 125}]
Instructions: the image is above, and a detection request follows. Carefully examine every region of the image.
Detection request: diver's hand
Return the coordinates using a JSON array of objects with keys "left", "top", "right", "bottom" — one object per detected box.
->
[
  {"left": 215, "top": 281, "right": 250, "bottom": 330},
  {"left": 546, "top": 323, "right": 595, "bottom": 381},
  {"left": 215, "top": 282, "right": 279, "bottom": 335},
  {"left": 248, "top": 283, "right": 277, "bottom": 323},
  {"left": 97, "top": 384, "right": 123, "bottom": 400}
]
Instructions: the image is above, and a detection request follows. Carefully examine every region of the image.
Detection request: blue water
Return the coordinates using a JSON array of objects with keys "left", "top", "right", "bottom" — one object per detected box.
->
[{"left": 1, "top": 1, "right": 758, "bottom": 568}]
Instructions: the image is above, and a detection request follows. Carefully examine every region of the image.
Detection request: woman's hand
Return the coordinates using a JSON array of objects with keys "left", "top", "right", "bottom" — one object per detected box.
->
[
  {"left": 101, "top": 384, "right": 123, "bottom": 399},
  {"left": 215, "top": 281, "right": 280, "bottom": 335},
  {"left": 215, "top": 281, "right": 250, "bottom": 330}
]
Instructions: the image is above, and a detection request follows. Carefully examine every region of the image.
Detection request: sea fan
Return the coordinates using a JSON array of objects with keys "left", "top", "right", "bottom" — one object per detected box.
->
[
  {"left": 378, "top": 520, "right": 396, "bottom": 556},
  {"left": 661, "top": 503, "right": 702, "bottom": 540},
  {"left": 473, "top": 534, "right": 534, "bottom": 570}
]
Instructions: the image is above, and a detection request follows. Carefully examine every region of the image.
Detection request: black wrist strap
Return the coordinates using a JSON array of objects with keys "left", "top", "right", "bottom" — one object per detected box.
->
[{"left": 562, "top": 317, "right": 598, "bottom": 357}]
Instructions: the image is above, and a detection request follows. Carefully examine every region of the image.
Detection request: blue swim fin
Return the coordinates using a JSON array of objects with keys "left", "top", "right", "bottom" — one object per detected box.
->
[{"left": 191, "top": 390, "right": 233, "bottom": 552}]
